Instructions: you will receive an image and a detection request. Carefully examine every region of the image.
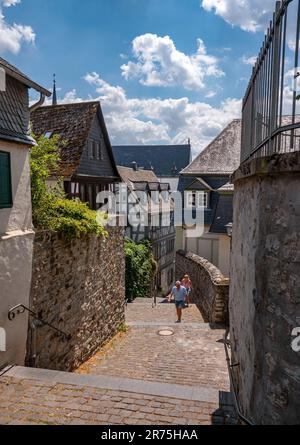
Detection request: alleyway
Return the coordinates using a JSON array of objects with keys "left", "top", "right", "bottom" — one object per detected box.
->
[{"left": 0, "top": 298, "right": 236, "bottom": 425}]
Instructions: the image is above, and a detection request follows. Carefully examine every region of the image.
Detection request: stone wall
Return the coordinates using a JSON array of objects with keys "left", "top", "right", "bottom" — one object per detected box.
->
[
  {"left": 230, "top": 152, "right": 300, "bottom": 425},
  {"left": 176, "top": 251, "right": 229, "bottom": 325},
  {"left": 26, "top": 227, "right": 125, "bottom": 372}
]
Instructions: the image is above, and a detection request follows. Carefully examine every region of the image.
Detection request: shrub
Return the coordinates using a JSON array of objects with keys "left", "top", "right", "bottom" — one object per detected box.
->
[
  {"left": 125, "top": 238, "right": 157, "bottom": 302},
  {"left": 30, "top": 134, "right": 107, "bottom": 239}
]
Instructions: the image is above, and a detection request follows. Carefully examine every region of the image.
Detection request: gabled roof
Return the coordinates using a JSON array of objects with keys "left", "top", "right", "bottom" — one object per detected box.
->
[
  {"left": 31, "top": 101, "right": 119, "bottom": 179},
  {"left": 181, "top": 120, "right": 242, "bottom": 175},
  {"left": 185, "top": 177, "right": 213, "bottom": 191},
  {"left": 118, "top": 166, "right": 159, "bottom": 189},
  {"left": 0, "top": 57, "right": 51, "bottom": 96},
  {"left": 112, "top": 144, "right": 191, "bottom": 177}
]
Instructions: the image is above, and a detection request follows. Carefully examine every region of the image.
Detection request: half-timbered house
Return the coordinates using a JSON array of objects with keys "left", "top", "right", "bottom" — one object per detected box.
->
[{"left": 31, "top": 101, "right": 121, "bottom": 210}]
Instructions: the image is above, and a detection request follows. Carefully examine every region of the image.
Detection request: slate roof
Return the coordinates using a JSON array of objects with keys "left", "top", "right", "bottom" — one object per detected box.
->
[
  {"left": 118, "top": 166, "right": 159, "bottom": 189},
  {"left": 0, "top": 58, "right": 51, "bottom": 145},
  {"left": 31, "top": 101, "right": 119, "bottom": 178},
  {"left": 181, "top": 120, "right": 242, "bottom": 175},
  {"left": 112, "top": 144, "right": 191, "bottom": 177},
  {"left": 210, "top": 194, "right": 234, "bottom": 234},
  {"left": 0, "top": 57, "right": 51, "bottom": 97},
  {"left": 217, "top": 182, "right": 234, "bottom": 193}
]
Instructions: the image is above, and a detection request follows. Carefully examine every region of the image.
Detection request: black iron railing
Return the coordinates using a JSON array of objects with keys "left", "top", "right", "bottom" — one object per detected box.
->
[
  {"left": 8, "top": 304, "right": 71, "bottom": 340},
  {"left": 242, "top": 0, "right": 300, "bottom": 162},
  {"left": 224, "top": 330, "right": 255, "bottom": 426}
]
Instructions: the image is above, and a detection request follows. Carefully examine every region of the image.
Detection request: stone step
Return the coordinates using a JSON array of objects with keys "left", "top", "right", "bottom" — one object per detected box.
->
[{"left": 3, "top": 366, "right": 233, "bottom": 407}]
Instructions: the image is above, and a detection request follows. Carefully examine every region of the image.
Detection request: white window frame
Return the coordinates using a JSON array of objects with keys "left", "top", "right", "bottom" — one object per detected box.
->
[
  {"left": 198, "top": 192, "right": 209, "bottom": 208},
  {"left": 186, "top": 191, "right": 196, "bottom": 208},
  {"left": 186, "top": 191, "right": 209, "bottom": 209}
]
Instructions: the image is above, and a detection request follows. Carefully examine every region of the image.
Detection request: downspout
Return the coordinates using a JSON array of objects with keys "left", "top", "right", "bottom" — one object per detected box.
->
[{"left": 29, "top": 93, "right": 46, "bottom": 114}]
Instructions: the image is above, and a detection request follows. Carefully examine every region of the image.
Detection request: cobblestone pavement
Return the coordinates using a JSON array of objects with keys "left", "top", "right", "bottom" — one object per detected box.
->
[
  {"left": 0, "top": 298, "right": 235, "bottom": 425},
  {"left": 126, "top": 298, "right": 205, "bottom": 324},
  {"left": 76, "top": 325, "right": 229, "bottom": 391},
  {"left": 76, "top": 300, "right": 229, "bottom": 391},
  {"left": 0, "top": 377, "right": 233, "bottom": 425}
]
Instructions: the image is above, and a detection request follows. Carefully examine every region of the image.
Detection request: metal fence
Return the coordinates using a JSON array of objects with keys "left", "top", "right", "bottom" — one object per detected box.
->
[{"left": 241, "top": 0, "right": 300, "bottom": 162}]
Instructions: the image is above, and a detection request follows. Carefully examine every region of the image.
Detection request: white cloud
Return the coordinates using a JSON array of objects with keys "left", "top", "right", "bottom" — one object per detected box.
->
[
  {"left": 2, "top": 0, "right": 21, "bottom": 6},
  {"left": 241, "top": 55, "right": 257, "bottom": 66},
  {"left": 201, "top": 0, "right": 275, "bottom": 32},
  {"left": 0, "top": 0, "right": 35, "bottom": 55},
  {"left": 80, "top": 72, "right": 241, "bottom": 155},
  {"left": 121, "top": 33, "right": 224, "bottom": 91},
  {"left": 205, "top": 90, "right": 217, "bottom": 98}
]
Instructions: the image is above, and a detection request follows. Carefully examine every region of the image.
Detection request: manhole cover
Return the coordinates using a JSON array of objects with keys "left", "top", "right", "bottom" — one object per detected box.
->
[{"left": 158, "top": 329, "right": 174, "bottom": 337}]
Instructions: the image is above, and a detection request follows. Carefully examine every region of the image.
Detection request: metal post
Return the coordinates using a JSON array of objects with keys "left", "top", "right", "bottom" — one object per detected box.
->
[{"left": 270, "top": 3, "right": 281, "bottom": 136}]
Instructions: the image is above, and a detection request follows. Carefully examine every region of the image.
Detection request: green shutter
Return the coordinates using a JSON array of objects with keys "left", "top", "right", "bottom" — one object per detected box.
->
[{"left": 0, "top": 151, "right": 13, "bottom": 209}]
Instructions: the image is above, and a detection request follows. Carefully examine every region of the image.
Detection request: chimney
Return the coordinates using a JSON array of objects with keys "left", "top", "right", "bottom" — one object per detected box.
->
[{"left": 131, "top": 161, "right": 138, "bottom": 171}]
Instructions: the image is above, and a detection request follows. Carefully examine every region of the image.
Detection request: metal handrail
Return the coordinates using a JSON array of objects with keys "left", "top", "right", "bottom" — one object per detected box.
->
[
  {"left": 241, "top": 0, "right": 300, "bottom": 162},
  {"left": 243, "top": 122, "right": 300, "bottom": 162},
  {"left": 224, "top": 329, "right": 255, "bottom": 426},
  {"left": 8, "top": 304, "right": 71, "bottom": 340}
]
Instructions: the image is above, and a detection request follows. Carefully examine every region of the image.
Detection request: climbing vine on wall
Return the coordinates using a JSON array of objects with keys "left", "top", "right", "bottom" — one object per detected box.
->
[{"left": 30, "top": 134, "right": 107, "bottom": 239}]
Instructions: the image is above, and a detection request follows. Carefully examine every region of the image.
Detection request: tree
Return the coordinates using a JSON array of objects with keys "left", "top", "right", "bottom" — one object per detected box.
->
[{"left": 124, "top": 238, "right": 157, "bottom": 302}]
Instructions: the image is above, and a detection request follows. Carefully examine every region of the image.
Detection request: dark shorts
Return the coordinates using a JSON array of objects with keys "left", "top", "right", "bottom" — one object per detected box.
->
[{"left": 175, "top": 300, "right": 186, "bottom": 309}]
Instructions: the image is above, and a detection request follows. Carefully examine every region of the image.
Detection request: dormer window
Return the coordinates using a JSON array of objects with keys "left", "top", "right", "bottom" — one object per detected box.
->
[{"left": 186, "top": 191, "right": 209, "bottom": 209}]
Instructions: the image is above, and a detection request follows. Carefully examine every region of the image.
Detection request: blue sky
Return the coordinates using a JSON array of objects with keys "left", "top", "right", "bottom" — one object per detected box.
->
[{"left": 0, "top": 0, "right": 279, "bottom": 155}]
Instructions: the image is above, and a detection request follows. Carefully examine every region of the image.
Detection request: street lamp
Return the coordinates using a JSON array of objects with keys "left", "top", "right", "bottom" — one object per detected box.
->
[{"left": 226, "top": 222, "right": 233, "bottom": 238}]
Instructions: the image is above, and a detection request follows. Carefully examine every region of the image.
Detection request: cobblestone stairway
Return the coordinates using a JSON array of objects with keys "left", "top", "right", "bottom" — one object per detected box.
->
[{"left": 0, "top": 298, "right": 237, "bottom": 425}]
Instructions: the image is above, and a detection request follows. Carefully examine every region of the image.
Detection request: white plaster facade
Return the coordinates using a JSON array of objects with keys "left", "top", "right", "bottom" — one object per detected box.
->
[
  {"left": 0, "top": 140, "right": 34, "bottom": 368},
  {"left": 176, "top": 226, "right": 231, "bottom": 277}
]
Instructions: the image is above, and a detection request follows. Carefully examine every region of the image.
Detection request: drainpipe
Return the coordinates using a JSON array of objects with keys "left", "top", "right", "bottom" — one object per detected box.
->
[{"left": 29, "top": 93, "right": 46, "bottom": 114}]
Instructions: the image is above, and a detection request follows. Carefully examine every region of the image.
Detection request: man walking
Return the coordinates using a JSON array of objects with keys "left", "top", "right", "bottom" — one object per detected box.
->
[{"left": 170, "top": 281, "right": 187, "bottom": 323}]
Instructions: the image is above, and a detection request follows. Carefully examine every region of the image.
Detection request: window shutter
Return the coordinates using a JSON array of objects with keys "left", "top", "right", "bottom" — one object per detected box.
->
[{"left": 0, "top": 151, "right": 12, "bottom": 208}]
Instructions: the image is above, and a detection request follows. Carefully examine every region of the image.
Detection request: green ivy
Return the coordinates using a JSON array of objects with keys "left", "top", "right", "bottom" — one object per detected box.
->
[
  {"left": 30, "top": 134, "right": 107, "bottom": 239},
  {"left": 125, "top": 238, "right": 157, "bottom": 302}
]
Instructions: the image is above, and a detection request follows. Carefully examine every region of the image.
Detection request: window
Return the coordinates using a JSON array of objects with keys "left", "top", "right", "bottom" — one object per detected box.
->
[
  {"left": 0, "top": 151, "right": 12, "bottom": 209},
  {"left": 95, "top": 141, "right": 100, "bottom": 160},
  {"left": 187, "top": 191, "right": 196, "bottom": 208},
  {"left": 88, "top": 140, "right": 94, "bottom": 159},
  {"left": 70, "top": 182, "right": 80, "bottom": 199},
  {"left": 198, "top": 192, "right": 209, "bottom": 208},
  {"left": 44, "top": 131, "right": 53, "bottom": 139},
  {"left": 99, "top": 136, "right": 105, "bottom": 161},
  {"left": 186, "top": 191, "right": 209, "bottom": 208}
]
